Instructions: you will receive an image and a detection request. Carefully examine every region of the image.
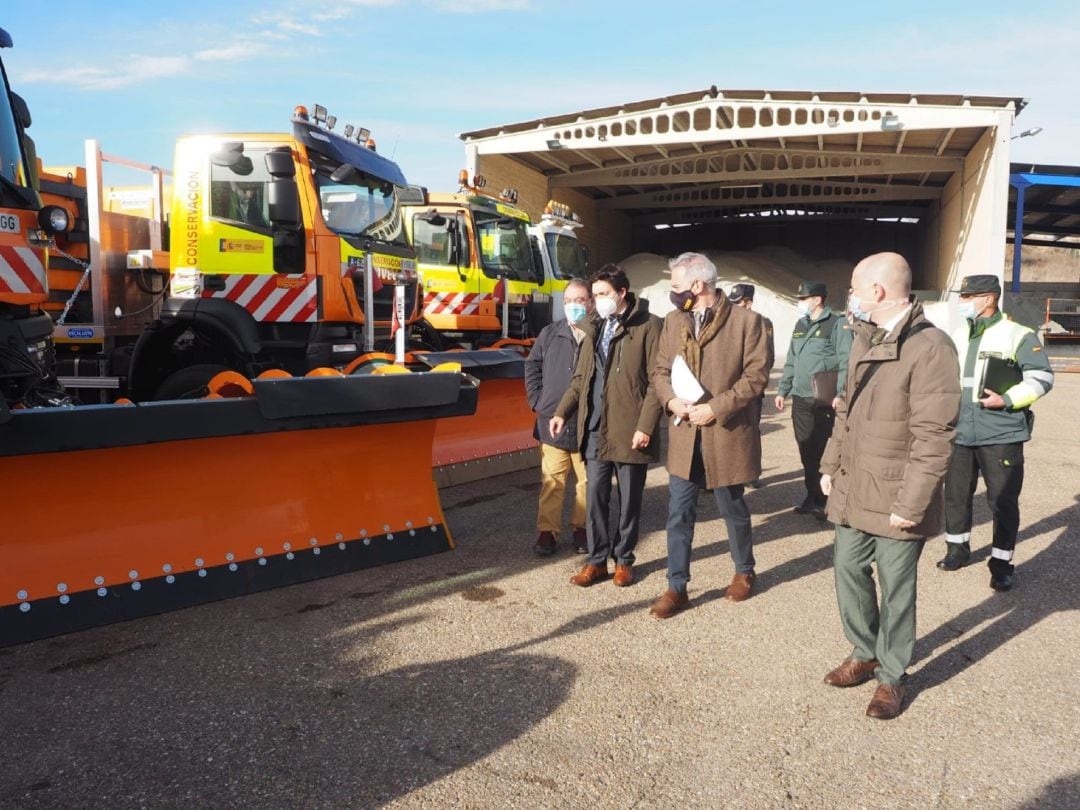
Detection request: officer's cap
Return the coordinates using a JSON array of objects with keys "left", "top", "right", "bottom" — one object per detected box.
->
[
  {"left": 953, "top": 274, "right": 1001, "bottom": 295},
  {"left": 728, "top": 283, "right": 755, "bottom": 302},
  {"left": 796, "top": 281, "right": 827, "bottom": 299}
]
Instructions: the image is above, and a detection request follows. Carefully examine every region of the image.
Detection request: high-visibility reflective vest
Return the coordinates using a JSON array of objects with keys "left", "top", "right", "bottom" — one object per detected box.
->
[{"left": 951, "top": 313, "right": 1054, "bottom": 446}]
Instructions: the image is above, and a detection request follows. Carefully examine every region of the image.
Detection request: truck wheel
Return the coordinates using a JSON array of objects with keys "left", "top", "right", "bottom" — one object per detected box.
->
[{"left": 152, "top": 364, "right": 231, "bottom": 400}]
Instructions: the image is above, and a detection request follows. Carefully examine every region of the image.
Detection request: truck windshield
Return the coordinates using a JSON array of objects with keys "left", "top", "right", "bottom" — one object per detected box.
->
[
  {"left": 475, "top": 211, "right": 538, "bottom": 282},
  {"left": 0, "top": 69, "right": 29, "bottom": 192},
  {"left": 545, "top": 232, "right": 585, "bottom": 280},
  {"left": 313, "top": 159, "right": 407, "bottom": 247}
]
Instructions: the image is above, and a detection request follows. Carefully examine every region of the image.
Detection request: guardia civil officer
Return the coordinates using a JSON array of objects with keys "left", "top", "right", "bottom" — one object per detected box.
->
[
  {"left": 938, "top": 274, "right": 1054, "bottom": 591},
  {"left": 774, "top": 281, "right": 853, "bottom": 518}
]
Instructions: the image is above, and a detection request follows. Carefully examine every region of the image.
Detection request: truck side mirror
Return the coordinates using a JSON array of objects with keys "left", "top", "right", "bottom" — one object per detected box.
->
[
  {"left": 268, "top": 179, "right": 300, "bottom": 229},
  {"left": 10, "top": 93, "right": 31, "bottom": 128},
  {"left": 330, "top": 163, "right": 358, "bottom": 184},
  {"left": 417, "top": 209, "right": 446, "bottom": 226},
  {"left": 264, "top": 149, "right": 295, "bottom": 178},
  {"left": 210, "top": 142, "right": 251, "bottom": 174},
  {"left": 397, "top": 184, "right": 427, "bottom": 205}
]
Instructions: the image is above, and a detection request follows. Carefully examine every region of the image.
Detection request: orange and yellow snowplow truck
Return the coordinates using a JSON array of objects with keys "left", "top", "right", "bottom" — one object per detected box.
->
[
  {"left": 403, "top": 173, "right": 566, "bottom": 349},
  {"left": 38, "top": 104, "right": 426, "bottom": 402},
  {"left": 0, "top": 82, "right": 480, "bottom": 646},
  {"left": 0, "top": 27, "right": 73, "bottom": 412}
]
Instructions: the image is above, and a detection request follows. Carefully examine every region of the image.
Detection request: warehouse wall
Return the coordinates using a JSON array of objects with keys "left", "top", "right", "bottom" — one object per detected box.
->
[{"left": 922, "top": 116, "right": 1012, "bottom": 294}]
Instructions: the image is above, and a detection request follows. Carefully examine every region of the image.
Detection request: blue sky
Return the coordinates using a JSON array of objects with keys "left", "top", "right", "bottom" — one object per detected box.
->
[{"left": 3, "top": 0, "right": 1077, "bottom": 189}]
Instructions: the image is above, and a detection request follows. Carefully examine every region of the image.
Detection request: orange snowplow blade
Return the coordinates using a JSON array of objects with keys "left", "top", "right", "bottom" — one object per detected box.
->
[
  {"left": 414, "top": 349, "right": 539, "bottom": 487},
  {"left": 0, "top": 372, "right": 477, "bottom": 647}
]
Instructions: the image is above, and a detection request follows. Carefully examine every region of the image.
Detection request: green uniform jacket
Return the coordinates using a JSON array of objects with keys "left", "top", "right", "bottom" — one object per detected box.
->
[
  {"left": 951, "top": 312, "right": 1054, "bottom": 446},
  {"left": 777, "top": 307, "right": 854, "bottom": 399}
]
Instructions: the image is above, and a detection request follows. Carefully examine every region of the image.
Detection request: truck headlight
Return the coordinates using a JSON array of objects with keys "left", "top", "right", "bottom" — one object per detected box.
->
[{"left": 38, "top": 205, "right": 70, "bottom": 234}]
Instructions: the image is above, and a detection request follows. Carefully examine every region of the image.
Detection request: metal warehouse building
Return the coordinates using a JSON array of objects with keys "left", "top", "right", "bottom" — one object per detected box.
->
[{"left": 461, "top": 88, "right": 1024, "bottom": 291}]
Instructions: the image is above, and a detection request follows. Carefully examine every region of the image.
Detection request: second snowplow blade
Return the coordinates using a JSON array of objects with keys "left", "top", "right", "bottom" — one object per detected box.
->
[
  {"left": 0, "top": 372, "right": 477, "bottom": 648},
  {"left": 415, "top": 349, "right": 539, "bottom": 487}
]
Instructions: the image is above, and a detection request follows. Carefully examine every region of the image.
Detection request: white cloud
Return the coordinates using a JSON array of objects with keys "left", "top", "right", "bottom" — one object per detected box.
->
[
  {"left": 21, "top": 56, "right": 189, "bottom": 90},
  {"left": 193, "top": 42, "right": 268, "bottom": 62}
]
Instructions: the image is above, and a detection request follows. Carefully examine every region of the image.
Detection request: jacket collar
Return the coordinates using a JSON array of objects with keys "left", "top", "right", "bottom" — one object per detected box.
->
[
  {"left": 855, "top": 302, "right": 927, "bottom": 363},
  {"left": 803, "top": 305, "right": 835, "bottom": 326}
]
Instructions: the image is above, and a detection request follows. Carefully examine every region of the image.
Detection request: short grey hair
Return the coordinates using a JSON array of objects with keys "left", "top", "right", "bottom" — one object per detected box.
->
[
  {"left": 669, "top": 252, "right": 717, "bottom": 287},
  {"left": 565, "top": 277, "right": 591, "bottom": 297}
]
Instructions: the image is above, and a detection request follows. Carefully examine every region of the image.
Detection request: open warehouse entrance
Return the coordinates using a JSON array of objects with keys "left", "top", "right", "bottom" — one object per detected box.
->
[{"left": 461, "top": 88, "right": 1024, "bottom": 299}]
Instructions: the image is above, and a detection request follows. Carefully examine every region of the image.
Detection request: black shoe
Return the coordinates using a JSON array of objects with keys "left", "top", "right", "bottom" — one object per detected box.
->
[
  {"left": 794, "top": 498, "right": 815, "bottom": 515},
  {"left": 533, "top": 531, "right": 557, "bottom": 557},
  {"left": 748, "top": 478, "right": 764, "bottom": 489},
  {"left": 809, "top": 504, "right": 828, "bottom": 521},
  {"left": 936, "top": 542, "right": 971, "bottom": 571},
  {"left": 990, "top": 571, "right": 1014, "bottom": 592},
  {"left": 571, "top": 527, "right": 588, "bottom": 554}
]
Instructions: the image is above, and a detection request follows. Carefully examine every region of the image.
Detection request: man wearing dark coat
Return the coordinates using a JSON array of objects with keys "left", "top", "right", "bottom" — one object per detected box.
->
[{"left": 551, "top": 264, "right": 663, "bottom": 589}]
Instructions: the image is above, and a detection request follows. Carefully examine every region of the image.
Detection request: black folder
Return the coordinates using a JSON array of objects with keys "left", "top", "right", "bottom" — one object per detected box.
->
[{"left": 980, "top": 356, "right": 1023, "bottom": 395}]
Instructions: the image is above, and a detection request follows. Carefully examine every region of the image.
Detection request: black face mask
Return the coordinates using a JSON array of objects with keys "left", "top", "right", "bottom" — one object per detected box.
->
[{"left": 670, "top": 289, "right": 696, "bottom": 312}]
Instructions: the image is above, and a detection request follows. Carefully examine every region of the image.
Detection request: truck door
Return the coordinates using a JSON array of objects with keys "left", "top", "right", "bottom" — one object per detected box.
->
[{"left": 413, "top": 210, "right": 488, "bottom": 331}]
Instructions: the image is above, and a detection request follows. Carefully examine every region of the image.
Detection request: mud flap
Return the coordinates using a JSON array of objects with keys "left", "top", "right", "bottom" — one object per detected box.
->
[{"left": 0, "top": 372, "right": 477, "bottom": 647}]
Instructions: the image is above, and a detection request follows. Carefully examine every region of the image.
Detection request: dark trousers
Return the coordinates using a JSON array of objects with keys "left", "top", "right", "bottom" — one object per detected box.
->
[
  {"left": 666, "top": 477, "right": 754, "bottom": 593},
  {"left": 792, "top": 395, "right": 834, "bottom": 506},
  {"left": 585, "top": 458, "right": 648, "bottom": 567},
  {"left": 944, "top": 443, "right": 1025, "bottom": 574}
]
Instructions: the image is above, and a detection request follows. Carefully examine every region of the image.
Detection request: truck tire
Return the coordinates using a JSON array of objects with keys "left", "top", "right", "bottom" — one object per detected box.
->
[{"left": 152, "top": 364, "right": 230, "bottom": 401}]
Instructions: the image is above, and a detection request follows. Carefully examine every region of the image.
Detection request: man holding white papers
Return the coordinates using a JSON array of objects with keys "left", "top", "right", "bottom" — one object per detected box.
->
[{"left": 650, "top": 253, "right": 770, "bottom": 617}]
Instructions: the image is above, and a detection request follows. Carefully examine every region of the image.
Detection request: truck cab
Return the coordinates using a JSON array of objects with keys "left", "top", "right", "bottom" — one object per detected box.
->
[
  {"left": 528, "top": 199, "right": 588, "bottom": 322},
  {"left": 403, "top": 174, "right": 547, "bottom": 347},
  {"left": 118, "top": 105, "right": 423, "bottom": 399},
  {"left": 0, "top": 27, "right": 71, "bottom": 409}
]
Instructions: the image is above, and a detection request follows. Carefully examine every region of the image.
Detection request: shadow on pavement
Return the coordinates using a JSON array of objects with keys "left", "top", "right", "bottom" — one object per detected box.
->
[
  {"left": 0, "top": 612, "right": 577, "bottom": 807},
  {"left": 907, "top": 496, "right": 1079, "bottom": 706},
  {"left": 1017, "top": 771, "right": 1080, "bottom": 809}
]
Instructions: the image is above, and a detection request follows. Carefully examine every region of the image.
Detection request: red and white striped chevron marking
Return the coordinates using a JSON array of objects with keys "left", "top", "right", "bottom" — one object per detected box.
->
[
  {"left": 0, "top": 245, "right": 47, "bottom": 295},
  {"left": 424, "top": 291, "right": 487, "bottom": 316},
  {"left": 201, "top": 274, "right": 317, "bottom": 323}
]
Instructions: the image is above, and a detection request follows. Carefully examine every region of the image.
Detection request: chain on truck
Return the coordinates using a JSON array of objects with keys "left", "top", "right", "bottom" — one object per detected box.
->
[
  {"left": 38, "top": 103, "right": 426, "bottom": 403},
  {"left": 402, "top": 174, "right": 587, "bottom": 349}
]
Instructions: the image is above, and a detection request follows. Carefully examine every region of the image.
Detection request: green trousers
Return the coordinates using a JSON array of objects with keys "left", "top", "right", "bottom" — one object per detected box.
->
[{"left": 833, "top": 524, "right": 925, "bottom": 686}]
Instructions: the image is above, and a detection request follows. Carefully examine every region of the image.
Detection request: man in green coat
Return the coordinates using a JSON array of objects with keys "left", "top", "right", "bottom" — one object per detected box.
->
[
  {"left": 775, "top": 281, "right": 853, "bottom": 519},
  {"left": 939, "top": 274, "right": 1054, "bottom": 591}
]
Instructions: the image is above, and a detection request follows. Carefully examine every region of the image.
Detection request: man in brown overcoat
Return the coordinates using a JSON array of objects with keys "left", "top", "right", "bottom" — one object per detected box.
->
[
  {"left": 819, "top": 252, "right": 960, "bottom": 720},
  {"left": 650, "top": 253, "right": 770, "bottom": 618}
]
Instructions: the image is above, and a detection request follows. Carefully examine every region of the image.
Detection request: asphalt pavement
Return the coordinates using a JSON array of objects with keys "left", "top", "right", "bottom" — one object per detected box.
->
[{"left": 1, "top": 376, "right": 1078, "bottom": 809}]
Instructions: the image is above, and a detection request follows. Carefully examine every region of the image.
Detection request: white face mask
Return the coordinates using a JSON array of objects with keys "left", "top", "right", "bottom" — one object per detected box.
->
[
  {"left": 958, "top": 301, "right": 977, "bottom": 320},
  {"left": 796, "top": 301, "right": 811, "bottom": 319},
  {"left": 595, "top": 296, "right": 618, "bottom": 319}
]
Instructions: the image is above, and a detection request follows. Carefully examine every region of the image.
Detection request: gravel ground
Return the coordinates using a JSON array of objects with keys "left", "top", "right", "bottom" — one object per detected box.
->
[{"left": 1, "top": 375, "right": 1078, "bottom": 809}]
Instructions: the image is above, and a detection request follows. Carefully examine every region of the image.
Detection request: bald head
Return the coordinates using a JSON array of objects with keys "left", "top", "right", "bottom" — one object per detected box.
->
[
  {"left": 849, "top": 252, "right": 914, "bottom": 325},
  {"left": 852, "top": 252, "right": 912, "bottom": 299}
]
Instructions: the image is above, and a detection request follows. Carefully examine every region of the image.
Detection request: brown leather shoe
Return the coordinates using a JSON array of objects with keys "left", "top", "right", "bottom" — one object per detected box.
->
[
  {"left": 824, "top": 657, "right": 880, "bottom": 687},
  {"left": 613, "top": 564, "right": 634, "bottom": 587},
  {"left": 866, "top": 682, "right": 906, "bottom": 720},
  {"left": 725, "top": 572, "right": 756, "bottom": 602},
  {"left": 570, "top": 564, "right": 608, "bottom": 587},
  {"left": 649, "top": 589, "right": 689, "bottom": 619}
]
